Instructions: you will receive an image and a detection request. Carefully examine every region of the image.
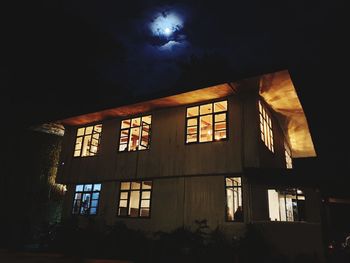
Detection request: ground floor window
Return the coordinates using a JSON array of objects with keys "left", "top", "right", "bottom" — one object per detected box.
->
[
  {"left": 225, "top": 177, "right": 243, "bottom": 222},
  {"left": 268, "top": 188, "right": 305, "bottom": 221},
  {"left": 72, "top": 183, "right": 101, "bottom": 215},
  {"left": 118, "top": 180, "right": 152, "bottom": 218}
]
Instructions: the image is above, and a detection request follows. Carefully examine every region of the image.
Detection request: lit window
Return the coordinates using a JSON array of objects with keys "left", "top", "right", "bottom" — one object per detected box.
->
[
  {"left": 74, "top": 124, "right": 102, "bottom": 157},
  {"left": 118, "top": 180, "right": 152, "bottom": 218},
  {"left": 186, "top": 100, "right": 228, "bottom": 143},
  {"left": 118, "top": 115, "right": 152, "bottom": 152},
  {"left": 268, "top": 188, "right": 305, "bottom": 222},
  {"left": 225, "top": 177, "right": 243, "bottom": 222},
  {"left": 259, "top": 100, "right": 274, "bottom": 152},
  {"left": 72, "top": 183, "right": 101, "bottom": 215},
  {"left": 285, "top": 143, "right": 293, "bottom": 169}
]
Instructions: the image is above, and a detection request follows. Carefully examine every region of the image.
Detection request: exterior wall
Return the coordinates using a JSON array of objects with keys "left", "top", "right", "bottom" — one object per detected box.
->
[{"left": 57, "top": 95, "right": 243, "bottom": 184}]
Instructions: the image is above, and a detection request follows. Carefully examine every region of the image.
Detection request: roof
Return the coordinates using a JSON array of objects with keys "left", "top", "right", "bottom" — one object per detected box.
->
[{"left": 57, "top": 70, "right": 316, "bottom": 158}]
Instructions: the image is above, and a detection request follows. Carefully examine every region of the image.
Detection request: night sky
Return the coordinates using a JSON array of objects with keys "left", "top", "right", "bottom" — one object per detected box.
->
[{"left": 2, "top": 1, "right": 348, "bottom": 187}]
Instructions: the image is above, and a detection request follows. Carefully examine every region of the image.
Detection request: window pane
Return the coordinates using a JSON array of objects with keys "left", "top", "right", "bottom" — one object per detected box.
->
[
  {"left": 91, "top": 200, "right": 98, "bottom": 207},
  {"left": 187, "top": 106, "right": 199, "bottom": 117},
  {"left": 268, "top": 190, "right": 280, "bottom": 221},
  {"left": 93, "top": 184, "right": 101, "bottom": 191},
  {"left": 225, "top": 178, "right": 233, "bottom": 187},
  {"left": 76, "top": 185, "right": 84, "bottom": 191},
  {"left": 121, "top": 182, "right": 130, "bottom": 190},
  {"left": 74, "top": 193, "right": 82, "bottom": 200},
  {"left": 129, "top": 191, "right": 140, "bottom": 217},
  {"left": 215, "top": 130, "right": 226, "bottom": 140},
  {"left": 131, "top": 118, "right": 141, "bottom": 127},
  {"left": 119, "top": 144, "right": 128, "bottom": 152},
  {"left": 142, "top": 191, "right": 151, "bottom": 199},
  {"left": 214, "top": 122, "right": 226, "bottom": 132},
  {"left": 226, "top": 188, "right": 234, "bottom": 221},
  {"left": 142, "top": 115, "right": 152, "bottom": 125},
  {"left": 75, "top": 137, "right": 83, "bottom": 150},
  {"left": 90, "top": 207, "right": 97, "bottom": 215},
  {"left": 187, "top": 126, "right": 197, "bottom": 135},
  {"left": 129, "top": 127, "right": 140, "bottom": 151},
  {"left": 187, "top": 118, "right": 197, "bottom": 126},
  {"left": 120, "top": 192, "right": 128, "bottom": 199},
  {"left": 81, "top": 135, "right": 92, "bottom": 156},
  {"left": 121, "top": 119, "right": 131, "bottom": 129},
  {"left": 215, "top": 113, "right": 226, "bottom": 123},
  {"left": 131, "top": 182, "right": 141, "bottom": 190},
  {"left": 200, "top": 103, "right": 212, "bottom": 115},
  {"left": 77, "top": 128, "right": 85, "bottom": 136},
  {"left": 72, "top": 200, "right": 81, "bottom": 214},
  {"left": 119, "top": 200, "right": 127, "bottom": 207},
  {"left": 141, "top": 200, "right": 150, "bottom": 208},
  {"left": 94, "top": 124, "right": 102, "bottom": 133},
  {"left": 84, "top": 184, "right": 93, "bottom": 191},
  {"left": 199, "top": 115, "right": 213, "bottom": 142},
  {"left": 142, "top": 181, "right": 152, "bottom": 189},
  {"left": 214, "top": 101, "right": 227, "bottom": 112},
  {"left": 186, "top": 134, "right": 197, "bottom": 143},
  {"left": 92, "top": 193, "right": 99, "bottom": 199},
  {"left": 85, "top": 126, "right": 93, "bottom": 135},
  {"left": 140, "top": 208, "right": 149, "bottom": 217}
]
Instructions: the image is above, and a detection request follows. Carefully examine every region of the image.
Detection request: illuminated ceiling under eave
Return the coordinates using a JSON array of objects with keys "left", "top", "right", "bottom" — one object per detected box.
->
[{"left": 259, "top": 70, "right": 316, "bottom": 158}]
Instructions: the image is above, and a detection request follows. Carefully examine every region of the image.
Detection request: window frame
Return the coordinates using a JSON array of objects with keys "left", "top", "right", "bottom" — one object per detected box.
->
[
  {"left": 267, "top": 188, "right": 305, "bottom": 222},
  {"left": 225, "top": 176, "right": 244, "bottom": 222},
  {"left": 185, "top": 99, "right": 229, "bottom": 145},
  {"left": 258, "top": 99, "right": 274, "bottom": 153},
  {"left": 73, "top": 123, "right": 103, "bottom": 157},
  {"left": 117, "top": 114, "right": 152, "bottom": 153},
  {"left": 117, "top": 180, "right": 153, "bottom": 219},
  {"left": 71, "top": 183, "right": 102, "bottom": 216}
]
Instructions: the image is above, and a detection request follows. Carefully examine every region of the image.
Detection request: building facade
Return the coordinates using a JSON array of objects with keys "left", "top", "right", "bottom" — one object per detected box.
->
[{"left": 56, "top": 70, "right": 324, "bottom": 259}]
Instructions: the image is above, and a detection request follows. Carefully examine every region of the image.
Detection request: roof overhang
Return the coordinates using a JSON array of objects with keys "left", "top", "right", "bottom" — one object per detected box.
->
[
  {"left": 259, "top": 70, "right": 316, "bottom": 158},
  {"left": 57, "top": 70, "right": 315, "bottom": 158}
]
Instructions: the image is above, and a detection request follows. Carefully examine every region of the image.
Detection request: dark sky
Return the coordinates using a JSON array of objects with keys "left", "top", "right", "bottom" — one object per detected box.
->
[{"left": 2, "top": 1, "right": 348, "bottom": 183}]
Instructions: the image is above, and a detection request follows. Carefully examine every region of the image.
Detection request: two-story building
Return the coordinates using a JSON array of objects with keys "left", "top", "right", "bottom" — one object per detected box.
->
[{"left": 55, "top": 70, "right": 324, "bottom": 259}]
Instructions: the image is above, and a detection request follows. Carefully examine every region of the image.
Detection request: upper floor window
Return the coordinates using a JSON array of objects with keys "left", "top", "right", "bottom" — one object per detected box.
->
[
  {"left": 268, "top": 188, "right": 305, "bottom": 222},
  {"left": 72, "top": 183, "right": 101, "bottom": 215},
  {"left": 117, "top": 180, "right": 152, "bottom": 218},
  {"left": 285, "top": 143, "right": 293, "bottom": 169},
  {"left": 259, "top": 100, "right": 274, "bottom": 152},
  {"left": 118, "top": 115, "right": 152, "bottom": 152},
  {"left": 225, "top": 177, "right": 243, "bottom": 222},
  {"left": 186, "top": 100, "right": 228, "bottom": 143},
  {"left": 74, "top": 124, "right": 102, "bottom": 157}
]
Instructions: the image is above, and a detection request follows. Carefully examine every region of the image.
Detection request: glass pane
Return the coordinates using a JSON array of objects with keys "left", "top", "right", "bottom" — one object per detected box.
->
[
  {"left": 268, "top": 190, "right": 280, "bottom": 221},
  {"left": 84, "top": 184, "right": 93, "bottom": 191},
  {"left": 129, "top": 191, "right": 140, "bottom": 217},
  {"left": 214, "top": 122, "right": 226, "bottom": 131},
  {"left": 214, "top": 100, "right": 227, "bottom": 112},
  {"left": 232, "top": 177, "right": 241, "bottom": 186},
  {"left": 186, "top": 134, "right": 197, "bottom": 143},
  {"left": 129, "top": 127, "right": 140, "bottom": 151},
  {"left": 120, "top": 182, "right": 130, "bottom": 190},
  {"left": 74, "top": 150, "right": 81, "bottom": 157},
  {"left": 75, "top": 137, "right": 83, "bottom": 150},
  {"left": 187, "top": 126, "right": 197, "bottom": 135},
  {"left": 93, "top": 184, "right": 101, "bottom": 191},
  {"left": 142, "top": 191, "right": 151, "bottom": 199},
  {"left": 120, "top": 192, "right": 128, "bottom": 199},
  {"left": 92, "top": 193, "right": 100, "bottom": 199},
  {"left": 200, "top": 103, "right": 212, "bottom": 115},
  {"left": 74, "top": 193, "right": 82, "bottom": 200},
  {"left": 121, "top": 119, "right": 131, "bottom": 129},
  {"left": 215, "top": 130, "right": 226, "bottom": 140},
  {"left": 77, "top": 128, "right": 85, "bottom": 136},
  {"left": 119, "top": 200, "right": 127, "bottom": 207},
  {"left": 92, "top": 133, "right": 100, "bottom": 140},
  {"left": 81, "top": 135, "right": 92, "bottom": 156},
  {"left": 94, "top": 124, "right": 102, "bottom": 133},
  {"left": 187, "top": 106, "right": 199, "bottom": 117},
  {"left": 119, "top": 144, "right": 128, "bottom": 152},
  {"left": 142, "top": 115, "right": 152, "bottom": 125},
  {"left": 226, "top": 188, "right": 234, "bottom": 221},
  {"left": 85, "top": 126, "right": 93, "bottom": 135},
  {"left": 131, "top": 182, "right": 141, "bottom": 190},
  {"left": 131, "top": 118, "right": 141, "bottom": 127},
  {"left": 187, "top": 118, "right": 197, "bottom": 126},
  {"left": 140, "top": 208, "right": 149, "bottom": 217},
  {"left": 72, "top": 200, "right": 80, "bottom": 214},
  {"left": 141, "top": 200, "right": 150, "bottom": 208},
  {"left": 215, "top": 113, "right": 226, "bottom": 123},
  {"left": 199, "top": 115, "right": 213, "bottom": 142},
  {"left": 91, "top": 200, "right": 98, "bottom": 207},
  {"left": 142, "top": 181, "right": 152, "bottom": 189},
  {"left": 75, "top": 185, "right": 84, "bottom": 191},
  {"left": 225, "top": 178, "right": 233, "bottom": 187}
]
